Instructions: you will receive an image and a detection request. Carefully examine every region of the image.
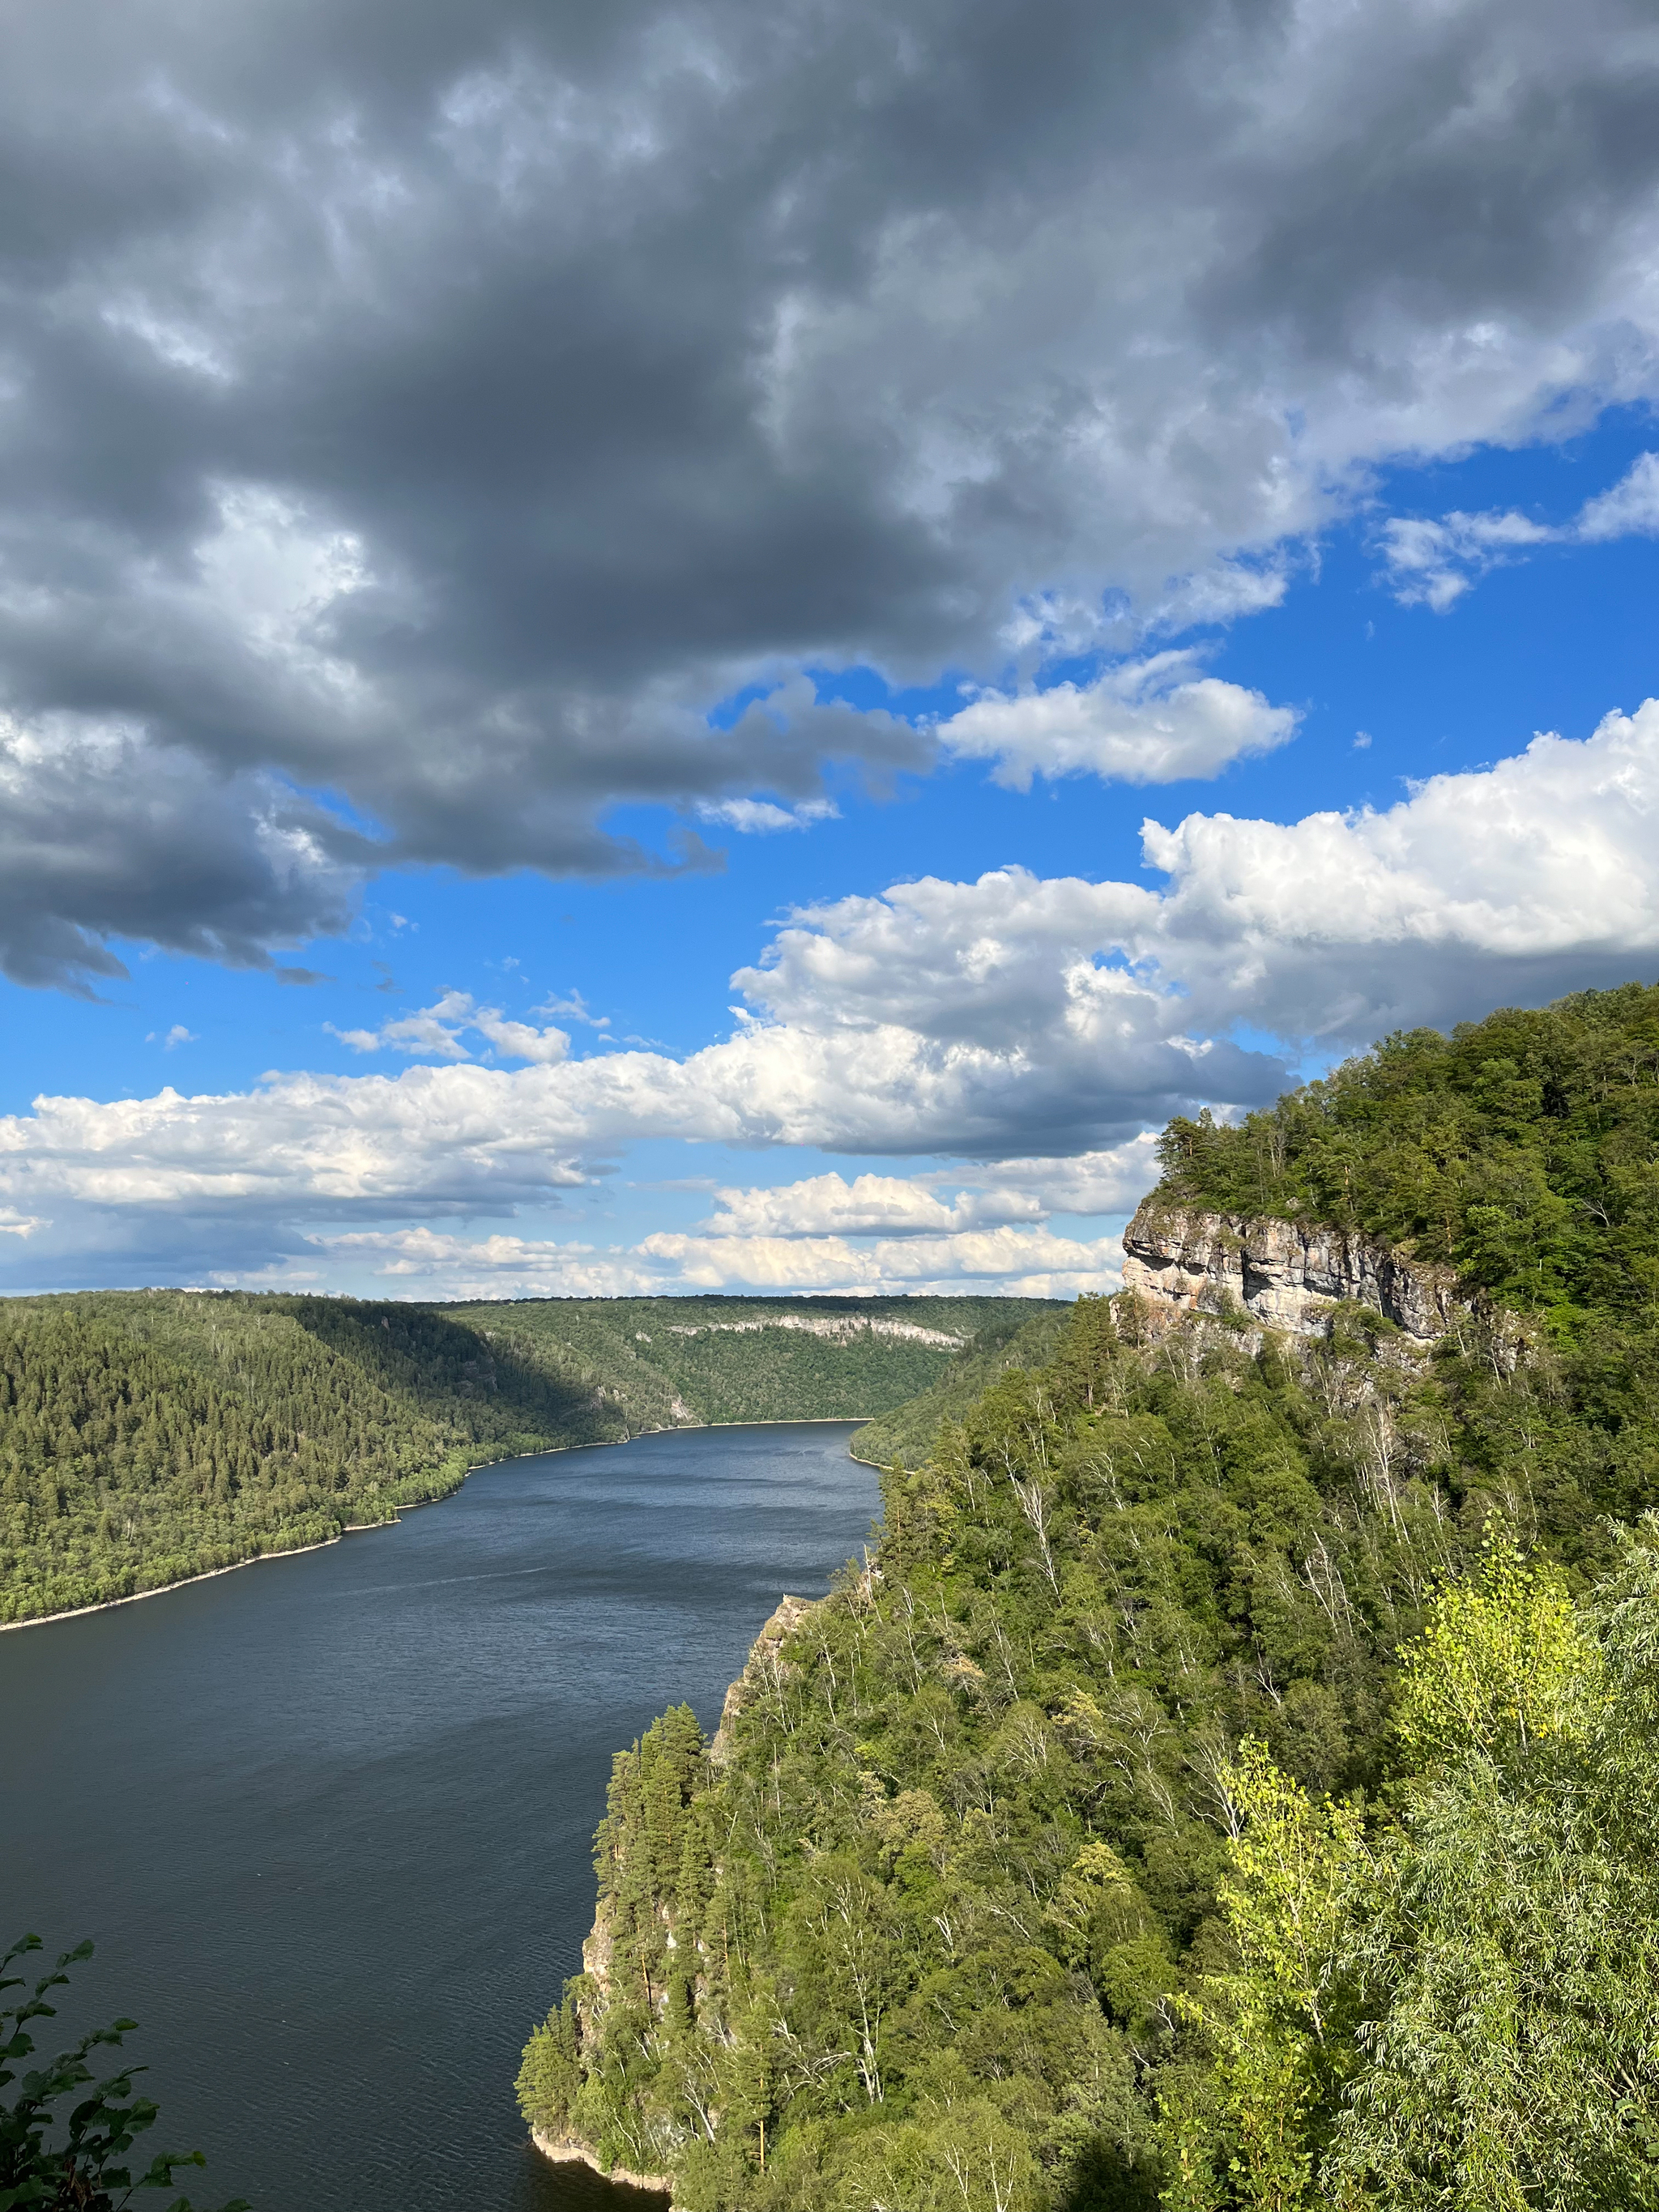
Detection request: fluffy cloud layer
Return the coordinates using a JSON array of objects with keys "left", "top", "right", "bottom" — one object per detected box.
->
[
  {"left": 1132, "top": 700, "right": 1659, "bottom": 1034},
  {"left": 5, "top": 701, "right": 1659, "bottom": 1292},
  {"left": 0, "top": 714, "right": 364, "bottom": 991},
  {"left": 310, "top": 1214, "right": 1124, "bottom": 1302},
  {"left": 697, "top": 1173, "right": 1044, "bottom": 1239},
  {"left": 6, "top": 0, "right": 1659, "bottom": 978},
  {"left": 328, "top": 989, "right": 575, "bottom": 1063}
]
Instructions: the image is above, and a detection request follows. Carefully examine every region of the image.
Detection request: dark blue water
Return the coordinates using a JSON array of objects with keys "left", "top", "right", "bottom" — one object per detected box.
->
[{"left": 0, "top": 1423, "right": 876, "bottom": 2212}]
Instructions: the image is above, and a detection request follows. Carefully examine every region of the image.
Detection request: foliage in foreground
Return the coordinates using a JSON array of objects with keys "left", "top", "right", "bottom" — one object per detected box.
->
[
  {"left": 1, "top": 1935, "right": 245, "bottom": 2212},
  {"left": 519, "top": 985, "right": 1659, "bottom": 2210},
  {"left": 1175, "top": 1534, "right": 1659, "bottom": 2210}
]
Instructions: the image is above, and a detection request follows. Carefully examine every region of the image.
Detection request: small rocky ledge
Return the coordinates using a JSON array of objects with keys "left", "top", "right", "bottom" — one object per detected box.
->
[
  {"left": 1120, "top": 1200, "right": 1469, "bottom": 1342},
  {"left": 709, "top": 1593, "right": 817, "bottom": 1766},
  {"left": 530, "top": 2129, "right": 671, "bottom": 2196}
]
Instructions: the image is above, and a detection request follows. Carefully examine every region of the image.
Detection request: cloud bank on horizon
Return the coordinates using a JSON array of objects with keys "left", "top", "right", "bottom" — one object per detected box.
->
[
  {"left": 5, "top": 0, "right": 1659, "bottom": 1298},
  {"left": 10, "top": 701, "right": 1659, "bottom": 1295}
]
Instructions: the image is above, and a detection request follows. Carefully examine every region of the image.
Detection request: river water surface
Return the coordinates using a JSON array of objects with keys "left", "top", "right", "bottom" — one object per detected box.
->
[{"left": 0, "top": 1422, "right": 877, "bottom": 2212}]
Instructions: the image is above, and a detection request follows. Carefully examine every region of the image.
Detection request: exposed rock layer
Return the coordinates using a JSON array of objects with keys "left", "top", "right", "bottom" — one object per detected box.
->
[
  {"left": 1120, "top": 1200, "right": 1469, "bottom": 1341},
  {"left": 663, "top": 1315, "right": 966, "bottom": 1348}
]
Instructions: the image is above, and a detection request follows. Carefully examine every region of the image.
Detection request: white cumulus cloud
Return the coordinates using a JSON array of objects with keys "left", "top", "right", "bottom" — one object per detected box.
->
[
  {"left": 328, "top": 991, "right": 572, "bottom": 1063},
  {"left": 309, "top": 1220, "right": 1122, "bottom": 1302},
  {"left": 1576, "top": 451, "right": 1659, "bottom": 541},
  {"left": 1381, "top": 451, "right": 1659, "bottom": 607},
  {"left": 940, "top": 654, "right": 1299, "bottom": 788},
  {"left": 694, "top": 797, "right": 840, "bottom": 833},
  {"left": 8, "top": 700, "right": 1659, "bottom": 1290},
  {"left": 698, "top": 1172, "right": 1045, "bottom": 1240},
  {"left": 1134, "top": 697, "right": 1659, "bottom": 1036}
]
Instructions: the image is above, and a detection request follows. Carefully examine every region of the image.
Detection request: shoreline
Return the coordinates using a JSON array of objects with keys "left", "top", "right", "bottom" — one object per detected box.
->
[
  {"left": 633, "top": 1415, "right": 876, "bottom": 1430},
  {"left": 0, "top": 1443, "right": 546, "bottom": 1635},
  {"left": 530, "top": 2128, "right": 672, "bottom": 2197},
  {"left": 0, "top": 1528, "right": 375, "bottom": 1635},
  {"left": 0, "top": 1417, "right": 876, "bottom": 1635}
]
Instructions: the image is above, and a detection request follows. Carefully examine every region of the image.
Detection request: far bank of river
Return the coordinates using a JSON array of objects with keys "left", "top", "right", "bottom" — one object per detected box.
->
[
  {"left": 1, "top": 1417, "right": 880, "bottom": 1637},
  {"left": 0, "top": 1422, "right": 878, "bottom": 2212}
]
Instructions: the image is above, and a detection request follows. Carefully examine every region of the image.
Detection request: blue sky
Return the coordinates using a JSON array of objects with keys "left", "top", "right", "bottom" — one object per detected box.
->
[{"left": 4, "top": 0, "right": 1659, "bottom": 1299}]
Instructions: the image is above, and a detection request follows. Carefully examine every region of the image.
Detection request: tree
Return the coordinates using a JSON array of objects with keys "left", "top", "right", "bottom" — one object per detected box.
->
[
  {"left": 1, "top": 1935, "right": 247, "bottom": 2212},
  {"left": 1194, "top": 1532, "right": 1659, "bottom": 2210},
  {"left": 1165, "top": 1744, "right": 1368, "bottom": 2212},
  {"left": 1331, "top": 1529, "right": 1659, "bottom": 2210}
]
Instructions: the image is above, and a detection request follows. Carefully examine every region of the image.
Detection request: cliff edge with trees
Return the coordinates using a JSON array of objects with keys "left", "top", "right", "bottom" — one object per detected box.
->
[{"left": 519, "top": 981, "right": 1659, "bottom": 2211}]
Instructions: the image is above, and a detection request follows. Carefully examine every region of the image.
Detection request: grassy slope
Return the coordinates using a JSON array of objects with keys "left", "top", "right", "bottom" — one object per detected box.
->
[{"left": 1, "top": 1289, "right": 1049, "bottom": 1625}]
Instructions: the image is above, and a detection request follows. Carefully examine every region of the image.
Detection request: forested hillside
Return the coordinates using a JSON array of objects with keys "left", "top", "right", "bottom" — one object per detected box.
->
[
  {"left": 520, "top": 984, "right": 1659, "bottom": 2211},
  {"left": 439, "top": 1296, "right": 1051, "bottom": 1430},
  {"left": 0, "top": 1293, "right": 608, "bottom": 1626},
  {"left": 0, "top": 1290, "right": 1039, "bottom": 1627},
  {"left": 1154, "top": 978, "right": 1659, "bottom": 1318},
  {"left": 851, "top": 1307, "right": 1071, "bottom": 1471}
]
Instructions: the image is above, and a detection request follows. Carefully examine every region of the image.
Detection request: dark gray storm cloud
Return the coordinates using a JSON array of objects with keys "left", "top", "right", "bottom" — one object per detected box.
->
[{"left": 4, "top": 0, "right": 1659, "bottom": 983}]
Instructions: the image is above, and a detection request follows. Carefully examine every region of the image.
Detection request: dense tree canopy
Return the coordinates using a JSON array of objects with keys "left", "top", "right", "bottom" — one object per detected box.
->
[
  {"left": 853, "top": 1310, "right": 1069, "bottom": 1473},
  {"left": 520, "top": 987, "right": 1659, "bottom": 2210},
  {"left": 1154, "top": 982, "right": 1659, "bottom": 1323},
  {"left": 441, "top": 1298, "right": 1047, "bottom": 1432}
]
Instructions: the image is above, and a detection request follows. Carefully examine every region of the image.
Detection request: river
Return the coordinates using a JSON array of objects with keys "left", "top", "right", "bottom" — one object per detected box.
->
[{"left": 0, "top": 1422, "right": 878, "bottom": 2212}]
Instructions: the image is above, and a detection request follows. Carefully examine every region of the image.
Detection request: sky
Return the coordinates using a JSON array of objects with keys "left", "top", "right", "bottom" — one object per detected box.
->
[{"left": 4, "top": 0, "right": 1659, "bottom": 1303}]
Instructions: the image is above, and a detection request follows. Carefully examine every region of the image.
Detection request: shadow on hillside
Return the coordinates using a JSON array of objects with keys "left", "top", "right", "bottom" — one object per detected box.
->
[{"left": 281, "top": 1295, "right": 617, "bottom": 1447}]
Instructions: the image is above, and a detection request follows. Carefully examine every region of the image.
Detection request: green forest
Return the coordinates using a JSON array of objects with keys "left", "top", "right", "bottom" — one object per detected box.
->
[
  {"left": 438, "top": 1296, "right": 1054, "bottom": 1430},
  {"left": 0, "top": 1291, "right": 1038, "bottom": 1627},
  {"left": 853, "top": 1308, "right": 1071, "bottom": 1472},
  {"left": 1153, "top": 979, "right": 1659, "bottom": 1319},
  {"left": 519, "top": 982, "right": 1659, "bottom": 2211}
]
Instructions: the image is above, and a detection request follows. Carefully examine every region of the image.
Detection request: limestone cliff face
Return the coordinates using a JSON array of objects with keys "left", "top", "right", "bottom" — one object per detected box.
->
[{"left": 1120, "top": 1200, "right": 1468, "bottom": 1341}]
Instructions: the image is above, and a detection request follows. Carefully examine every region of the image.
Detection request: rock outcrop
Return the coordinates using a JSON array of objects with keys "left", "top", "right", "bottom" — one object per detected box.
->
[
  {"left": 529, "top": 2127, "right": 670, "bottom": 2195},
  {"left": 1120, "top": 1200, "right": 1469, "bottom": 1342},
  {"left": 709, "top": 1592, "right": 818, "bottom": 1766},
  {"left": 664, "top": 1315, "right": 966, "bottom": 1349}
]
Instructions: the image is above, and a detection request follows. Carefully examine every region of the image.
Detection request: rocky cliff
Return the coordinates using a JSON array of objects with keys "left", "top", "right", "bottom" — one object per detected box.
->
[
  {"left": 1120, "top": 1199, "right": 1469, "bottom": 1341},
  {"left": 709, "top": 1592, "right": 818, "bottom": 1764}
]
